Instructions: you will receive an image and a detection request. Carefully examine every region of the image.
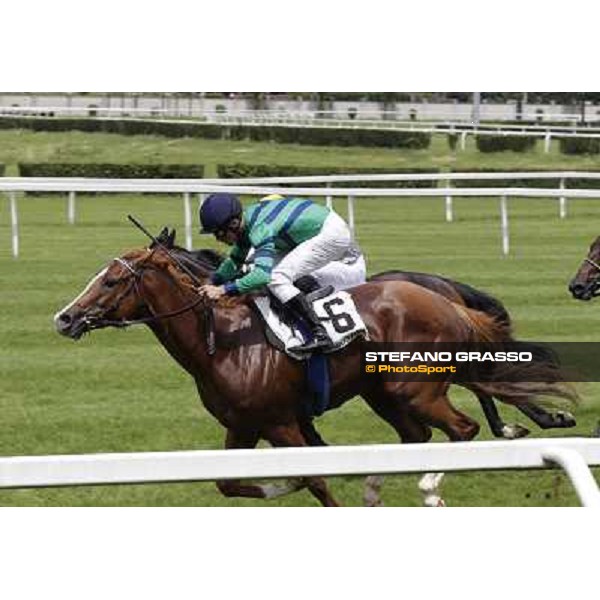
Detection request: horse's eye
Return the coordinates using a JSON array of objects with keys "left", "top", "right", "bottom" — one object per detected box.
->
[{"left": 104, "top": 279, "right": 119, "bottom": 289}]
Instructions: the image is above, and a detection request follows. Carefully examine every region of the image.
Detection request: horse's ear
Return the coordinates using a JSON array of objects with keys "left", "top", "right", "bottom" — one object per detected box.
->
[
  {"left": 167, "top": 229, "right": 177, "bottom": 248},
  {"left": 152, "top": 227, "right": 169, "bottom": 249},
  {"left": 152, "top": 227, "right": 177, "bottom": 249}
]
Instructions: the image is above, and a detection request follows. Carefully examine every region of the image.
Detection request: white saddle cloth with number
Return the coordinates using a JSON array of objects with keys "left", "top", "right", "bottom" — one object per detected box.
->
[{"left": 253, "top": 290, "right": 368, "bottom": 360}]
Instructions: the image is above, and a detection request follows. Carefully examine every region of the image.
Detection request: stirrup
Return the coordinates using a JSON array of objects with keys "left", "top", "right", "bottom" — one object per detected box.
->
[{"left": 296, "top": 330, "right": 330, "bottom": 353}]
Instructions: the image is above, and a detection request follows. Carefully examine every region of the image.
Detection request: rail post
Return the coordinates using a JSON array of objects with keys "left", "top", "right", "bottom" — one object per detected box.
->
[
  {"left": 559, "top": 178, "right": 567, "bottom": 219},
  {"left": 347, "top": 195, "right": 356, "bottom": 238},
  {"left": 543, "top": 448, "right": 600, "bottom": 507},
  {"left": 183, "top": 193, "right": 193, "bottom": 251},
  {"left": 9, "top": 192, "right": 19, "bottom": 258},
  {"left": 445, "top": 180, "right": 454, "bottom": 223},
  {"left": 500, "top": 195, "right": 510, "bottom": 256},
  {"left": 67, "top": 191, "right": 76, "bottom": 225}
]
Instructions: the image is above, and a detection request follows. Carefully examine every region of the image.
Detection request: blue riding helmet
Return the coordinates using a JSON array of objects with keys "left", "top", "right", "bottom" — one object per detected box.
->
[{"left": 200, "top": 193, "right": 243, "bottom": 234}]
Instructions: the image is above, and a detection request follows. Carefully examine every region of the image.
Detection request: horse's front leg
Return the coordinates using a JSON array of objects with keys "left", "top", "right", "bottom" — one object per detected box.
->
[
  {"left": 216, "top": 428, "right": 306, "bottom": 501},
  {"left": 263, "top": 422, "right": 341, "bottom": 507}
]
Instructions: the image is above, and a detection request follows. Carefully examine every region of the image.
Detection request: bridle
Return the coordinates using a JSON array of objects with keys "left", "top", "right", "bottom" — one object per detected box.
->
[
  {"left": 585, "top": 257, "right": 600, "bottom": 272},
  {"left": 83, "top": 253, "right": 206, "bottom": 331},
  {"left": 582, "top": 256, "right": 600, "bottom": 297}
]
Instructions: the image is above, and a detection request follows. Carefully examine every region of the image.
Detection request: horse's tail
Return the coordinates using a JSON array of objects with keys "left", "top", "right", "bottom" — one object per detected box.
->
[
  {"left": 452, "top": 304, "right": 578, "bottom": 407},
  {"left": 446, "top": 279, "right": 512, "bottom": 331}
]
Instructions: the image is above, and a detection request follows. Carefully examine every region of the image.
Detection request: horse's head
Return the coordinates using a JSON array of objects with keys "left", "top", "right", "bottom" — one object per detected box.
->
[
  {"left": 54, "top": 248, "right": 154, "bottom": 340},
  {"left": 54, "top": 246, "right": 214, "bottom": 340},
  {"left": 569, "top": 236, "right": 600, "bottom": 301}
]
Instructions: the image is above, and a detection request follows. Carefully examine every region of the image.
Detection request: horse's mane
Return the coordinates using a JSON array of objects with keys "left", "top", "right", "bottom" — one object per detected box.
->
[{"left": 148, "top": 227, "right": 253, "bottom": 308}]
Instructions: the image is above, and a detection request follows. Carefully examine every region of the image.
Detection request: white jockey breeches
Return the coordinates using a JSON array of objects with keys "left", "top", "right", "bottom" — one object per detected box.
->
[
  {"left": 310, "top": 252, "right": 366, "bottom": 292},
  {"left": 268, "top": 211, "right": 360, "bottom": 303}
]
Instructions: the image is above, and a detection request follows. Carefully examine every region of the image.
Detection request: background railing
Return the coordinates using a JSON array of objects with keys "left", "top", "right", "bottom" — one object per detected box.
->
[
  {"left": 3, "top": 172, "right": 600, "bottom": 258},
  {"left": 3, "top": 108, "right": 600, "bottom": 151}
]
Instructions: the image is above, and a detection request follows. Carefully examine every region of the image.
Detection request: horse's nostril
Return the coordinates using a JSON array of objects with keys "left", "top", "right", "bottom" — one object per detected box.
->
[
  {"left": 59, "top": 313, "right": 72, "bottom": 325},
  {"left": 569, "top": 283, "right": 585, "bottom": 297}
]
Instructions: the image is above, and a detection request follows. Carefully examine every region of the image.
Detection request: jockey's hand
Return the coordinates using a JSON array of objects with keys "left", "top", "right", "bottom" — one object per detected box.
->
[{"left": 197, "top": 284, "right": 226, "bottom": 302}]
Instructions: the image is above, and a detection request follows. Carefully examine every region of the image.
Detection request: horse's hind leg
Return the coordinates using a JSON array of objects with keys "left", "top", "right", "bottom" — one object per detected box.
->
[
  {"left": 516, "top": 402, "right": 576, "bottom": 430},
  {"left": 217, "top": 428, "right": 306, "bottom": 501},
  {"left": 406, "top": 388, "right": 482, "bottom": 506},
  {"left": 362, "top": 391, "right": 435, "bottom": 507},
  {"left": 263, "top": 422, "right": 340, "bottom": 507},
  {"left": 478, "top": 394, "right": 530, "bottom": 439},
  {"left": 409, "top": 388, "right": 481, "bottom": 442}
]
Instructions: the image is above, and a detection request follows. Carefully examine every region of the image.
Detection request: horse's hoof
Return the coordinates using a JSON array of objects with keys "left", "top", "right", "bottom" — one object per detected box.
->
[
  {"left": 365, "top": 499, "right": 385, "bottom": 508},
  {"left": 555, "top": 411, "right": 576, "bottom": 428},
  {"left": 501, "top": 423, "right": 530, "bottom": 439},
  {"left": 424, "top": 496, "right": 446, "bottom": 507}
]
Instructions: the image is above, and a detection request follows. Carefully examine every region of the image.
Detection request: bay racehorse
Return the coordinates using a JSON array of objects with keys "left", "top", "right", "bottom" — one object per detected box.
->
[
  {"left": 371, "top": 271, "right": 576, "bottom": 438},
  {"left": 570, "top": 236, "right": 600, "bottom": 301},
  {"left": 55, "top": 242, "right": 577, "bottom": 506}
]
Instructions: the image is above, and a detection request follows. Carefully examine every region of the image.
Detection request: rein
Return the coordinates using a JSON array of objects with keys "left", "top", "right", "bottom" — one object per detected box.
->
[{"left": 89, "top": 293, "right": 205, "bottom": 329}]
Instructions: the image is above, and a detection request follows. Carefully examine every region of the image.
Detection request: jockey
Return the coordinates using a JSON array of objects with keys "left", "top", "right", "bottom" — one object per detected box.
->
[{"left": 198, "top": 193, "right": 365, "bottom": 352}]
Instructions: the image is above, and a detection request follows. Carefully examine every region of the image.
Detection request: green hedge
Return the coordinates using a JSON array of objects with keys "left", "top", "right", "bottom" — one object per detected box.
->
[
  {"left": 18, "top": 163, "right": 205, "bottom": 196},
  {"left": 449, "top": 168, "right": 557, "bottom": 188},
  {"left": 0, "top": 116, "right": 430, "bottom": 150},
  {"left": 0, "top": 164, "right": 4, "bottom": 177},
  {"left": 449, "top": 167, "right": 600, "bottom": 190},
  {"left": 558, "top": 171, "right": 600, "bottom": 189},
  {"left": 476, "top": 135, "right": 538, "bottom": 153},
  {"left": 18, "top": 163, "right": 204, "bottom": 179},
  {"left": 258, "top": 126, "right": 431, "bottom": 149},
  {"left": 559, "top": 137, "right": 600, "bottom": 155},
  {"left": 217, "top": 164, "right": 440, "bottom": 188},
  {"left": 0, "top": 117, "right": 223, "bottom": 139},
  {"left": 499, "top": 120, "right": 581, "bottom": 128}
]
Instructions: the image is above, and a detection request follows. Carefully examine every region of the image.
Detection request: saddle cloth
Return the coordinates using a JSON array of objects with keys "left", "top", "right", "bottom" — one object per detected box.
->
[{"left": 253, "top": 290, "right": 368, "bottom": 361}]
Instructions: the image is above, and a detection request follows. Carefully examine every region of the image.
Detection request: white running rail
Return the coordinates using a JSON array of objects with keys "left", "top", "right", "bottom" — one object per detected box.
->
[
  {"left": 3, "top": 173, "right": 600, "bottom": 258},
  {"left": 0, "top": 438, "right": 598, "bottom": 506}
]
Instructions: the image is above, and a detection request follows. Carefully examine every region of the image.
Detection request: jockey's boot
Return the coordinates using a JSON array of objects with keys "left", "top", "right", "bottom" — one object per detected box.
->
[{"left": 285, "top": 294, "right": 330, "bottom": 352}]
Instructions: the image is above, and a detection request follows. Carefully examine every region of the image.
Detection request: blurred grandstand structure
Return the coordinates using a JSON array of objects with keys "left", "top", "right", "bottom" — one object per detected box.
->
[{"left": 0, "top": 93, "right": 598, "bottom": 124}]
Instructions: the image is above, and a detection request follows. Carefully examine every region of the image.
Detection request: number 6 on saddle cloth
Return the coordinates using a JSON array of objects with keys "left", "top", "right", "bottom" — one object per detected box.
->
[{"left": 253, "top": 287, "right": 369, "bottom": 417}]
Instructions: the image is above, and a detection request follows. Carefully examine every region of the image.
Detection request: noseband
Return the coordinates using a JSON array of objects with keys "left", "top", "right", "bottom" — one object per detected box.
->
[{"left": 585, "top": 257, "right": 600, "bottom": 272}]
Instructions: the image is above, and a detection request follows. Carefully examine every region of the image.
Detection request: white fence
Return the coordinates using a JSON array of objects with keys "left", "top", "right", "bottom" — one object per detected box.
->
[
  {"left": 3, "top": 108, "right": 600, "bottom": 151},
  {"left": 0, "top": 438, "right": 598, "bottom": 506},
  {"left": 209, "top": 115, "right": 600, "bottom": 153},
  {"left": 2, "top": 172, "right": 600, "bottom": 258}
]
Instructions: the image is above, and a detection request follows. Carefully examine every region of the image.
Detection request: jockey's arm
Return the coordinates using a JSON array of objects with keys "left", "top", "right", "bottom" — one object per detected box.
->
[
  {"left": 212, "top": 243, "right": 249, "bottom": 285},
  {"left": 223, "top": 224, "right": 276, "bottom": 296}
]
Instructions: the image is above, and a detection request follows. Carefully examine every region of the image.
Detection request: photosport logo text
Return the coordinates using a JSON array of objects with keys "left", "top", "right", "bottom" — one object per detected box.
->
[{"left": 362, "top": 345, "right": 535, "bottom": 382}]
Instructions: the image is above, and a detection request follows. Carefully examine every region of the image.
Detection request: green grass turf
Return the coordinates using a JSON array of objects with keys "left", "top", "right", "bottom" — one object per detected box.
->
[{"left": 0, "top": 129, "right": 599, "bottom": 506}]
